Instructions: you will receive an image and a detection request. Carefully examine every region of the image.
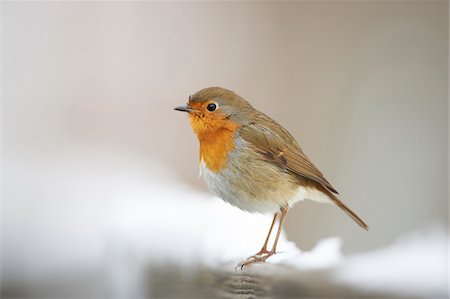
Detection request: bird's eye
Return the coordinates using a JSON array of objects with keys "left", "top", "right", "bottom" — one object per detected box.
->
[{"left": 207, "top": 103, "right": 217, "bottom": 112}]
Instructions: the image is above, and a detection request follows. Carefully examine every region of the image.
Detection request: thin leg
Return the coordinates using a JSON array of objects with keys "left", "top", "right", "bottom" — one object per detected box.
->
[
  {"left": 258, "top": 213, "right": 279, "bottom": 254},
  {"left": 270, "top": 207, "right": 288, "bottom": 253},
  {"left": 236, "top": 207, "right": 289, "bottom": 270}
]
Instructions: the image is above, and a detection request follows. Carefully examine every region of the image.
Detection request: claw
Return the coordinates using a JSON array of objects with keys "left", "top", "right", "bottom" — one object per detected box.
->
[{"left": 236, "top": 251, "right": 276, "bottom": 271}]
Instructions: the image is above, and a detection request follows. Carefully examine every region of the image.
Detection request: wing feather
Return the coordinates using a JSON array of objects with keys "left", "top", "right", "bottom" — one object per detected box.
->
[{"left": 239, "top": 116, "right": 338, "bottom": 194}]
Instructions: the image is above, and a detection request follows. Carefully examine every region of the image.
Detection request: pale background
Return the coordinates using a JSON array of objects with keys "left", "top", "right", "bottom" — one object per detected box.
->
[{"left": 1, "top": 1, "right": 448, "bottom": 298}]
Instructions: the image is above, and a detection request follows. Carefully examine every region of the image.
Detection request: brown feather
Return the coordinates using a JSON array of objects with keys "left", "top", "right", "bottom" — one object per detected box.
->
[
  {"left": 239, "top": 114, "right": 338, "bottom": 194},
  {"left": 317, "top": 184, "right": 369, "bottom": 230}
]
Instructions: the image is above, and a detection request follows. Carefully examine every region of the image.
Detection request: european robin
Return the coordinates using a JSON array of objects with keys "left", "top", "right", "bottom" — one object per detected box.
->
[{"left": 174, "top": 87, "right": 368, "bottom": 269}]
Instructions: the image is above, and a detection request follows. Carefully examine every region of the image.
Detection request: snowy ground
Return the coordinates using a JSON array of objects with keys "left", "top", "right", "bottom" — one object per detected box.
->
[{"left": 2, "top": 150, "right": 448, "bottom": 298}]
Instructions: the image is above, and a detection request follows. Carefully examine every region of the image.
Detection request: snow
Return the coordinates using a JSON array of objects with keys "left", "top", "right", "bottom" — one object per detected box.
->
[
  {"left": 3, "top": 149, "right": 448, "bottom": 298},
  {"left": 334, "top": 227, "right": 448, "bottom": 298}
]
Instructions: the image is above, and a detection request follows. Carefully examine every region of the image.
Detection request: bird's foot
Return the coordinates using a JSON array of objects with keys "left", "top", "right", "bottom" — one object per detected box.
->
[{"left": 235, "top": 250, "right": 276, "bottom": 271}]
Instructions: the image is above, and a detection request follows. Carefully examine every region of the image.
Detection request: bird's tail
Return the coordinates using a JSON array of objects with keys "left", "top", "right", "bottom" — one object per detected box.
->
[{"left": 321, "top": 186, "right": 369, "bottom": 231}]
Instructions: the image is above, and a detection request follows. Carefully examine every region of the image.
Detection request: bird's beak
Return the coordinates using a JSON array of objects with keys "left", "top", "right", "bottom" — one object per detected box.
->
[{"left": 174, "top": 105, "right": 192, "bottom": 113}]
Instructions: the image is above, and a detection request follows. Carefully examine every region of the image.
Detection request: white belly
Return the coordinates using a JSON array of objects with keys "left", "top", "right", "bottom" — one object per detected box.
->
[{"left": 199, "top": 161, "right": 330, "bottom": 214}]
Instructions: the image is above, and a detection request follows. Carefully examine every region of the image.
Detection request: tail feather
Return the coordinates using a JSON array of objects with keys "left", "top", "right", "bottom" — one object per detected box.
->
[{"left": 321, "top": 186, "right": 369, "bottom": 231}]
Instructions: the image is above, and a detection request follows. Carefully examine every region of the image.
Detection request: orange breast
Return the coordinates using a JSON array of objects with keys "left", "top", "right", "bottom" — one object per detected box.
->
[
  {"left": 189, "top": 114, "right": 239, "bottom": 172},
  {"left": 199, "top": 128, "right": 237, "bottom": 172}
]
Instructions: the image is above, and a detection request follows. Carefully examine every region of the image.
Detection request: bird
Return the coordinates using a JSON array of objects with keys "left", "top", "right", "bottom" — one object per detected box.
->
[{"left": 174, "top": 87, "right": 368, "bottom": 269}]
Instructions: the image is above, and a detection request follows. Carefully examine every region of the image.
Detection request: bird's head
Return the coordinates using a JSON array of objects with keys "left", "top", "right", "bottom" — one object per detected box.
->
[{"left": 174, "top": 87, "right": 253, "bottom": 137}]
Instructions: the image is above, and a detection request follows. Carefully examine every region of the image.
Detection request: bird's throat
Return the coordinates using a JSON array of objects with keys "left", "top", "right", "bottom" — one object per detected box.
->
[{"left": 188, "top": 113, "right": 240, "bottom": 172}]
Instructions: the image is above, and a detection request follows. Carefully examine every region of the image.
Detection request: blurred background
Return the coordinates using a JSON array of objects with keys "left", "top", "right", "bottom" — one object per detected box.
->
[{"left": 1, "top": 1, "right": 448, "bottom": 298}]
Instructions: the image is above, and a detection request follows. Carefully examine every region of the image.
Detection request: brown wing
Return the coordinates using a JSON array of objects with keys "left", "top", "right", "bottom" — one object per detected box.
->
[
  {"left": 239, "top": 113, "right": 369, "bottom": 230},
  {"left": 239, "top": 114, "right": 338, "bottom": 194}
]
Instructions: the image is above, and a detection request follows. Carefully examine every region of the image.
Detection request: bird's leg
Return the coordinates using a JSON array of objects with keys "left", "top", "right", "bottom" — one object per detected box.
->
[
  {"left": 237, "top": 208, "right": 288, "bottom": 270},
  {"left": 269, "top": 206, "right": 288, "bottom": 254},
  {"left": 257, "top": 212, "right": 279, "bottom": 255}
]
